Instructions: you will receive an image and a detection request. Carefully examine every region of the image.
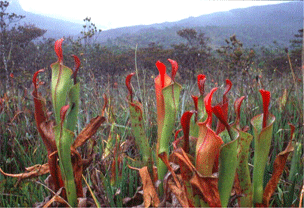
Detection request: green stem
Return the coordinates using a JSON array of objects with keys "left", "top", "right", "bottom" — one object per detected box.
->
[
  {"left": 54, "top": 126, "right": 77, "bottom": 207},
  {"left": 157, "top": 82, "right": 181, "bottom": 193},
  {"left": 251, "top": 114, "right": 275, "bottom": 204}
]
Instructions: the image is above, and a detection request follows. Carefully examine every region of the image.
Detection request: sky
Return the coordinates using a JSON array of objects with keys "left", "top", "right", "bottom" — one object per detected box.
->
[{"left": 18, "top": 0, "right": 288, "bottom": 30}]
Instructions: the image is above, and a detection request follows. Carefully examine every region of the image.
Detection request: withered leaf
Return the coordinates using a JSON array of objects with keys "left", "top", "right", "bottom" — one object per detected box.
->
[
  {"left": 138, "top": 166, "right": 160, "bottom": 208},
  {"left": 71, "top": 147, "right": 83, "bottom": 198},
  {"left": 262, "top": 124, "right": 295, "bottom": 206},
  {"left": 190, "top": 171, "right": 221, "bottom": 207},
  {"left": 43, "top": 195, "right": 70, "bottom": 208},
  {"left": 170, "top": 148, "right": 195, "bottom": 181},
  {"left": 42, "top": 188, "right": 71, "bottom": 208},
  {"left": 32, "top": 70, "right": 57, "bottom": 155},
  {"left": 39, "top": 121, "right": 57, "bottom": 154},
  {"left": 48, "top": 151, "right": 64, "bottom": 190},
  {"left": 158, "top": 152, "right": 181, "bottom": 189},
  {"left": 73, "top": 116, "right": 106, "bottom": 148},
  {"left": 101, "top": 94, "right": 108, "bottom": 117},
  {"left": 167, "top": 178, "right": 192, "bottom": 207},
  {"left": 0, "top": 163, "right": 49, "bottom": 179}
]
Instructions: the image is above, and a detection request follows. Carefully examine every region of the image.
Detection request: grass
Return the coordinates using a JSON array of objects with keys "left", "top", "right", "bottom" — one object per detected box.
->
[{"left": 0, "top": 61, "right": 303, "bottom": 207}]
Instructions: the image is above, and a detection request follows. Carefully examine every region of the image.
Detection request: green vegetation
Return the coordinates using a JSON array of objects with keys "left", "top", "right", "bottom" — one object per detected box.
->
[{"left": 0, "top": 1, "right": 303, "bottom": 207}]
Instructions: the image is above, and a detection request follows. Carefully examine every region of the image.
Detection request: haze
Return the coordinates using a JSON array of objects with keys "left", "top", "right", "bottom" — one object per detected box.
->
[{"left": 19, "top": 0, "right": 287, "bottom": 30}]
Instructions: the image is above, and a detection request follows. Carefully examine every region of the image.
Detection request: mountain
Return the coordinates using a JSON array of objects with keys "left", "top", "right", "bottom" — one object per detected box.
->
[
  {"left": 98, "top": 1, "right": 303, "bottom": 49},
  {"left": 6, "top": 0, "right": 83, "bottom": 39},
  {"left": 5, "top": 1, "right": 304, "bottom": 48}
]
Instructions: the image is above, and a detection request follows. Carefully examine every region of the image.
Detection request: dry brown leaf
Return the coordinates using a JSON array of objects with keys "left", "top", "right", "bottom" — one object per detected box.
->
[
  {"left": 139, "top": 166, "right": 160, "bottom": 208},
  {"left": 39, "top": 121, "right": 57, "bottom": 154},
  {"left": 101, "top": 93, "right": 108, "bottom": 117},
  {"left": 170, "top": 148, "right": 195, "bottom": 181},
  {"left": 48, "top": 151, "right": 64, "bottom": 190},
  {"left": 43, "top": 195, "right": 69, "bottom": 208},
  {"left": 42, "top": 188, "right": 70, "bottom": 208},
  {"left": 159, "top": 151, "right": 192, "bottom": 207},
  {"left": 0, "top": 163, "right": 49, "bottom": 179},
  {"left": 71, "top": 147, "right": 83, "bottom": 198},
  {"left": 262, "top": 124, "right": 295, "bottom": 206},
  {"left": 167, "top": 178, "right": 192, "bottom": 207},
  {"left": 24, "top": 164, "right": 48, "bottom": 172},
  {"left": 158, "top": 152, "right": 181, "bottom": 189},
  {"left": 32, "top": 70, "right": 56, "bottom": 156},
  {"left": 73, "top": 116, "right": 106, "bottom": 148},
  {"left": 190, "top": 171, "right": 221, "bottom": 207}
]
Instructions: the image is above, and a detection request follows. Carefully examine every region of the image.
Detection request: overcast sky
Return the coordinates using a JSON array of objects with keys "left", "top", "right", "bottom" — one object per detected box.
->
[{"left": 19, "top": 0, "right": 288, "bottom": 30}]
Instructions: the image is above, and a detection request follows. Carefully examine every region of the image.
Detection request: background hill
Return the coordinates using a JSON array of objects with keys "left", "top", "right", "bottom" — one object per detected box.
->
[
  {"left": 98, "top": 1, "right": 303, "bottom": 49},
  {"left": 7, "top": 0, "right": 83, "bottom": 39},
  {"left": 7, "top": 1, "right": 304, "bottom": 49}
]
